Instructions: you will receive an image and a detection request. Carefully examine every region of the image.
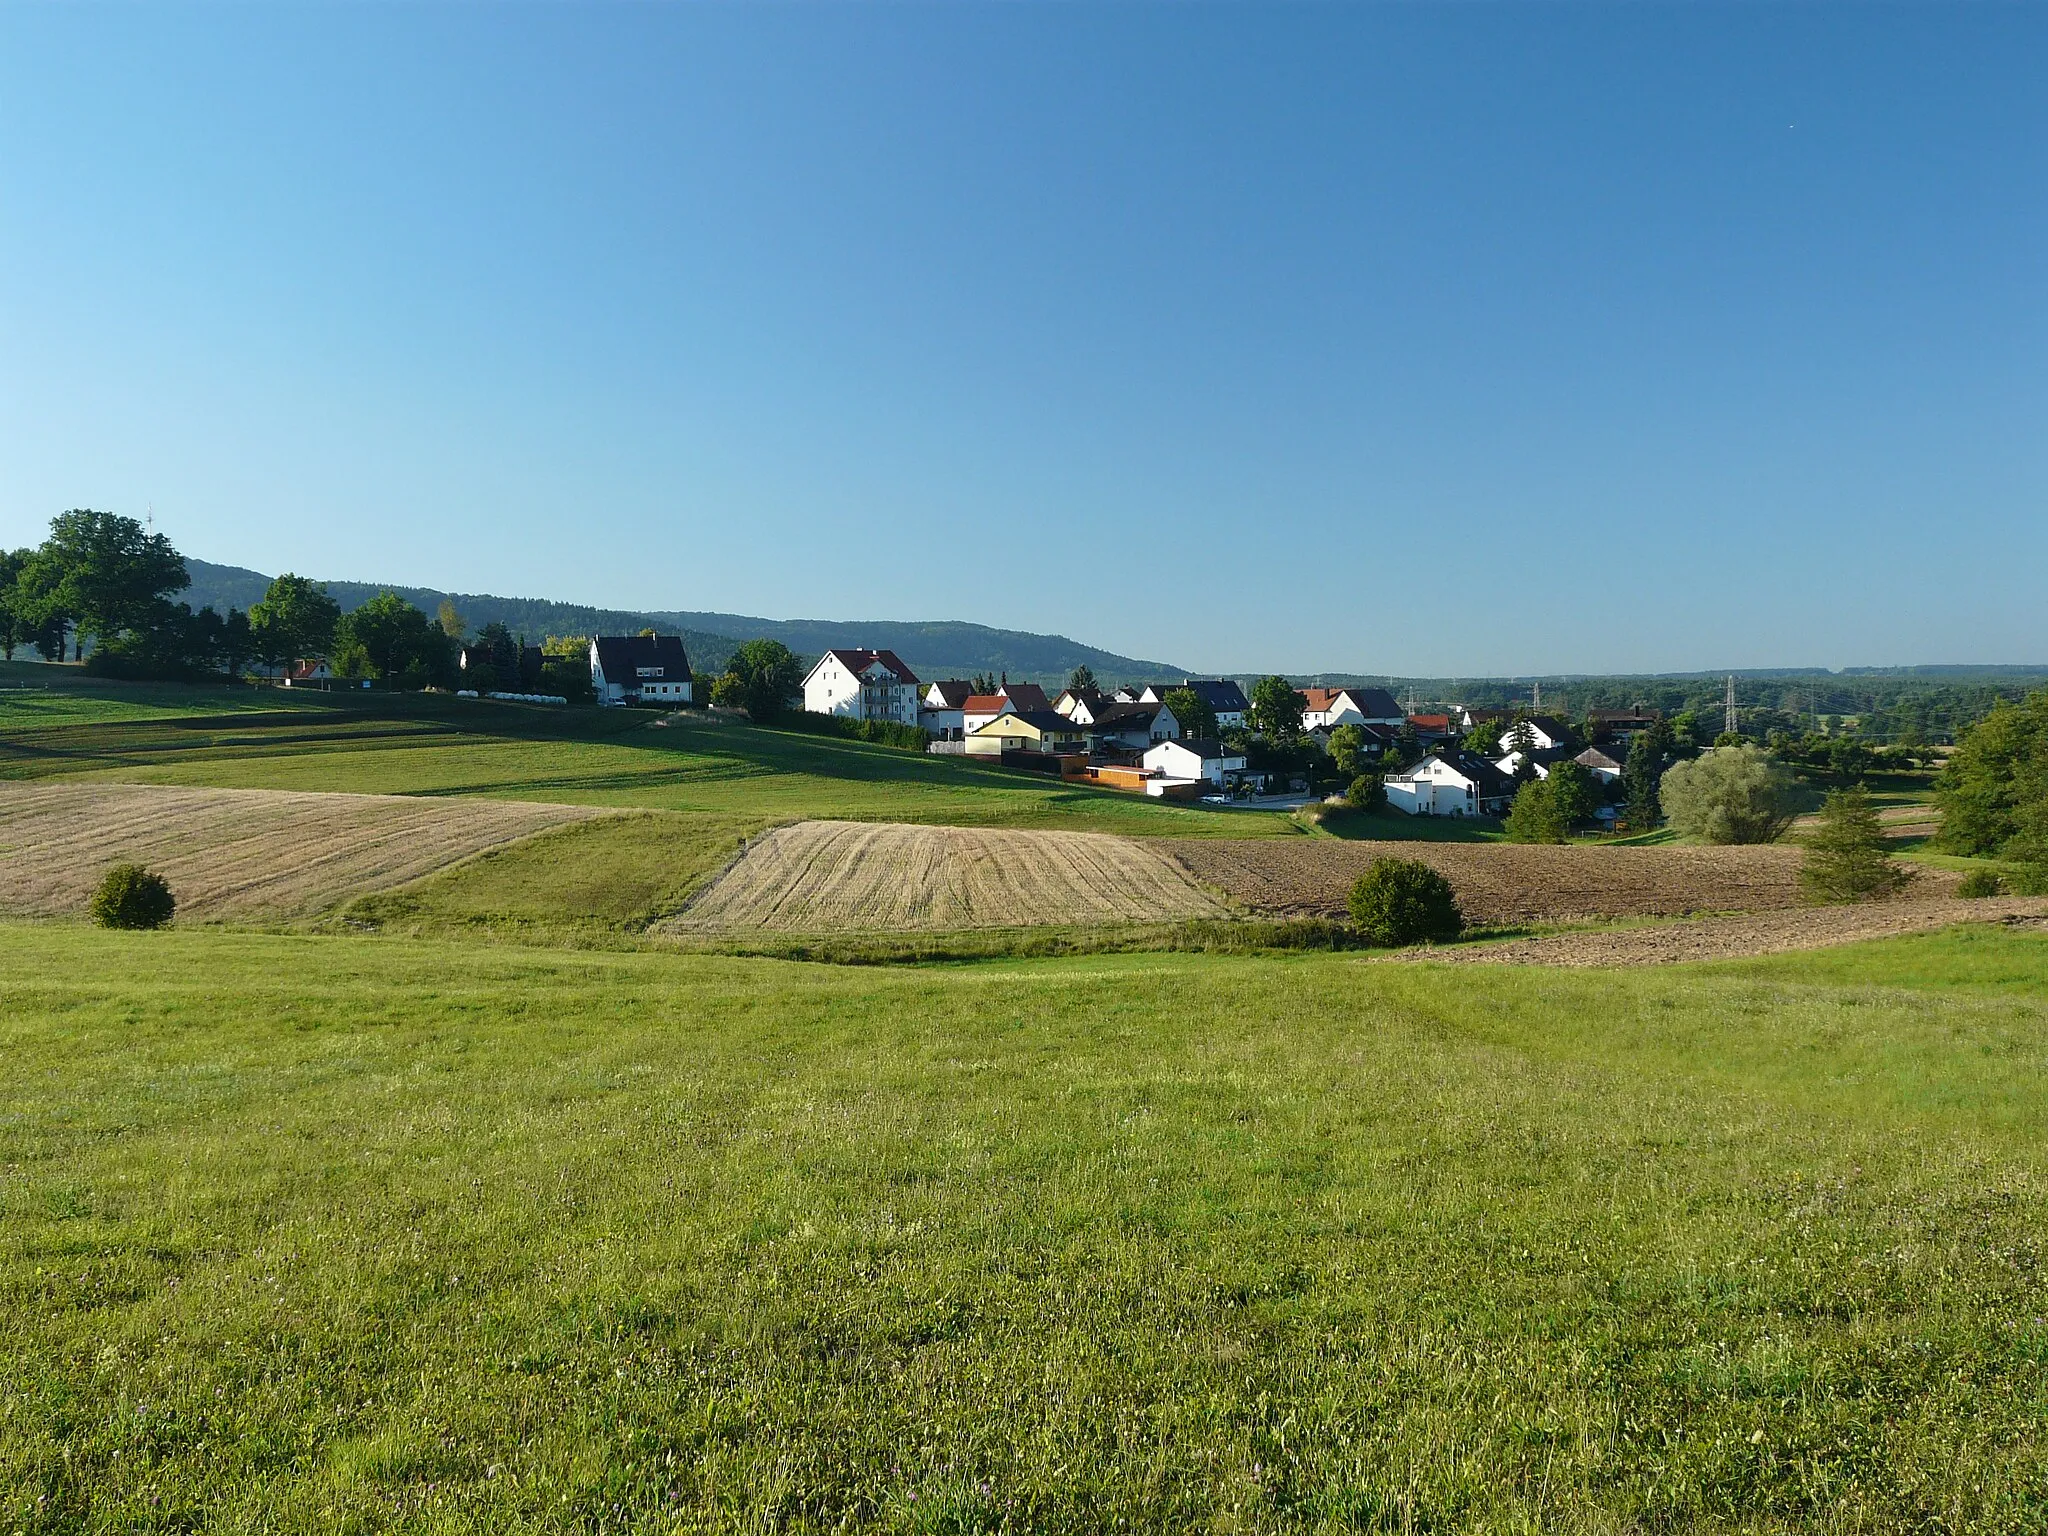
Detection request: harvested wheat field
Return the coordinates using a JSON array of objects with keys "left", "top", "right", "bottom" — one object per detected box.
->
[
  {"left": 0, "top": 781, "right": 605, "bottom": 921},
  {"left": 667, "top": 819, "right": 1236, "bottom": 932},
  {"left": 1403, "top": 897, "right": 2048, "bottom": 967},
  {"left": 1161, "top": 838, "right": 1958, "bottom": 927}
]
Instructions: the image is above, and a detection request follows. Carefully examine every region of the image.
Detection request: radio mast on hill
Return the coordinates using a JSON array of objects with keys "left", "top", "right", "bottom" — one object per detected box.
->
[{"left": 1724, "top": 675, "right": 1739, "bottom": 737}]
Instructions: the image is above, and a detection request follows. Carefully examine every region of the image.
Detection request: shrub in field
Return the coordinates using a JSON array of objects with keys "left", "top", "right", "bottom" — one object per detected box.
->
[
  {"left": 1660, "top": 744, "right": 1809, "bottom": 844},
  {"left": 1345, "top": 772, "right": 1385, "bottom": 812},
  {"left": 1348, "top": 858, "right": 1463, "bottom": 947},
  {"left": 1956, "top": 870, "right": 2004, "bottom": 899},
  {"left": 1503, "top": 778, "right": 1566, "bottom": 843},
  {"left": 1800, "top": 786, "right": 1910, "bottom": 903},
  {"left": 90, "top": 863, "right": 175, "bottom": 929}
]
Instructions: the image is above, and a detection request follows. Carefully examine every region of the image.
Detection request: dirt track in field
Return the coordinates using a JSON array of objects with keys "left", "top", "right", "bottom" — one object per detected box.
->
[
  {"left": 0, "top": 781, "right": 604, "bottom": 921},
  {"left": 1162, "top": 838, "right": 1959, "bottom": 927},
  {"left": 665, "top": 820, "right": 1235, "bottom": 932},
  {"left": 1399, "top": 898, "right": 2048, "bottom": 967}
]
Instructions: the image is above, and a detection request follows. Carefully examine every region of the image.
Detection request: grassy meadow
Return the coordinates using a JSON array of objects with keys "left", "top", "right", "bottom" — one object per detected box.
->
[
  {"left": 0, "top": 675, "right": 1292, "bottom": 838},
  {"left": 5, "top": 920, "right": 2048, "bottom": 1531}
]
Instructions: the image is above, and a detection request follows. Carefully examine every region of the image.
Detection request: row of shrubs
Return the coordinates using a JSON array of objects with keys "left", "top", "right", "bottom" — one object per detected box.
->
[{"left": 769, "top": 711, "right": 932, "bottom": 751}]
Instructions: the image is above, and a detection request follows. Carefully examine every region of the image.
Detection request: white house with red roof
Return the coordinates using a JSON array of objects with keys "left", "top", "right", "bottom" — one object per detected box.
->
[{"left": 801, "top": 648, "right": 923, "bottom": 726}]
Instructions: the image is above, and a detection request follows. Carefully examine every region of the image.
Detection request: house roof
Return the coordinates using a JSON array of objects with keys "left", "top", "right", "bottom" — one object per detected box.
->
[
  {"left": 1577, "top": 744, "right": 1629, "bottom": 769},
  {"left": 1449, "top": 751, "right": 1518, "bottom": 795},
  {"left": 593, "top": 634, "right": 691, "bottom": 682},
  {"left": 924, "top": 680, "right": 974, "bottom": 708},
  {"left": 1408, "top": 713, "right": 1453, "bottom": 731},
  {"left": 1178, "top": 679, "right": 1251, "bottom": 712},
  {"left": 1152, "top": 736, "right": 1238, "bottom": 761},
  {"left": 971, "top": 709, "right": 1073, "bottom": 735},
  {"left": 818, "top": 648, "right": 920, "bottom": 687},
  {"left": 1091, "top": 701, "right": 1165, "bottom": 729},
  {"left": 963, "top": 694, "right": 1011, "bottom": 715},
  {"left": 1299, "top": 687, "right": 1347, "bottom": 713},
  {"left": 1589, "top": 707, "right": 1663, "bottom": 724},
  {"left": 1505, "top": 714, "right": 1570, "bottom": 741},
  {"left": 997, "top": 681, "right": 1050, "bottom": 711}
]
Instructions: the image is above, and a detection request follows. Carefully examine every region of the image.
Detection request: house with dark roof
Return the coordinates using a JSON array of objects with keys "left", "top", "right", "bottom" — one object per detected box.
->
[
  {"left": 1054, "top": 686, "right": 1113, "bottom": 724},
  {"left": 1588, "top": 708, "right": 1664, "bottom": 740},
  {"left": 1300, "top": 686, "right": 1403, "bottom": 732},
  {"left": 1173, "top": 679, "right": 1252, "bottom": 730},
  {"left": 919, "top": 680, "right": 975, "bottom": 740},
  {"left": 1576, "top": 743, "right": 1630, "bottom": 782},
  {"left": 1385, "top": 751, "right": 1516, "bottom": 818},
  {"left": 590, "top": 635, "right": 692, "bottom": 706},
  {"left": 1495, "top": 743, "right": 1574, "bottom": 780},
  {"left": 802, "top": 648, "right": 922, "bottom": 726},
  {"left": 1087, "top": 701, "right": 1182, "bottom": 753},
  {"left": 963, "top": 708, "right": 1089, "bottom": 757}
]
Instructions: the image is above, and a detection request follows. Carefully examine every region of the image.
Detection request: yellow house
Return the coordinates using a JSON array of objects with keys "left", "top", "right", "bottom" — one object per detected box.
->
[{"left": 964, "top": 709, "right": 1089, "bottom": 757}]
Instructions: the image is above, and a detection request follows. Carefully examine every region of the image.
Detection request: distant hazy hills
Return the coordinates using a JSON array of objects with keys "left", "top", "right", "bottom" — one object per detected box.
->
[{"left": 183, "top": 559, "right": 1185, "bottom": 686}]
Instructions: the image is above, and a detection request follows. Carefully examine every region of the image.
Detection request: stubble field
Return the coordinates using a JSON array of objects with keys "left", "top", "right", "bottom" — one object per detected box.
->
[
  {"left": 0, "top": 781, "right": 606, "bottom": 922},
  {"left": 666, "top": 819, "right": 1236, "bottom": 932}
]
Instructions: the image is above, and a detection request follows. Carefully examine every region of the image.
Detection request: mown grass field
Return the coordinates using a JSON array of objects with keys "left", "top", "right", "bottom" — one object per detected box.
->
[
  {"left": 0, "top": 676, "right": 1292, "bottom": 839},
  {"left": 5, "top": 920, "right": 2048, "bottom": 1531}
]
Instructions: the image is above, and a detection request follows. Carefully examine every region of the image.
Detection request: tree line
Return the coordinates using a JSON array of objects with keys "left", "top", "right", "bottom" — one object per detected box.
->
[{"left": 0, "top": 510, "right": 585, "bottom": 693}]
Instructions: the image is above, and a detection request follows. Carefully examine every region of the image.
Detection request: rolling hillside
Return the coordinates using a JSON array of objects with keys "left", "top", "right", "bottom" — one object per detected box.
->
[{"left": 183, "top": 559, "right": 1184, "bottom": 685}]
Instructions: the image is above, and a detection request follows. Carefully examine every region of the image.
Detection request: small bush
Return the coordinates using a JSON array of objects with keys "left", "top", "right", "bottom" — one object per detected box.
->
[
  {"left": 1346, "top": 773, "right": 1386, "bottom": 812},
  {"left": 90, "top": 864, "right": 176, "bottom": 930},
  {"left": 1956, "top": 870, "right": 2004, "bottom": 899},
  {"left": 1348, "top": 858, "right": 1463, "bottom": 947}
]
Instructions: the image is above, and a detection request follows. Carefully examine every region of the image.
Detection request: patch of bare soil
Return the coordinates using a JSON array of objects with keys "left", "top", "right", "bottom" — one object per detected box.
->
[
  {"left": 0, "top": 781, "right": 605, "bottom": 921},
  {"left": 1410, "top": 897, "right": 2048, "bottom": 967},
  {"left": 1162, "top": 839, "right": 1943, "bottom": 926},
  {"left": 666, "top": 820, "right": 1235, "bottom": 933}
]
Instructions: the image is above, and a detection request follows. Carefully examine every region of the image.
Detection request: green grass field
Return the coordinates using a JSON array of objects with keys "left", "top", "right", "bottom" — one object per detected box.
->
[
  {"left": 5, "top": 920, "right": 2047, "bottom": 1531},
  {"left": 0, "top": 678, "right": 1293, "bottom": 838}
]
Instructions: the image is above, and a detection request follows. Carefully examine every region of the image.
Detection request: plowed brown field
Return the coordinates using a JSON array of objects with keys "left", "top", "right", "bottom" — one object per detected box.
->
[
  {"left": 1161, "top": 838, "right": 1952, "bottom": 926},
  {"left": 1402, "top": 898, "right": 2048, "bottom": 967},
  {"left": 0, "top": 781, "right": 605, "bottom": 921},
  {"left": 666, "top": 820, "right": 1235, "bottom": 932}
]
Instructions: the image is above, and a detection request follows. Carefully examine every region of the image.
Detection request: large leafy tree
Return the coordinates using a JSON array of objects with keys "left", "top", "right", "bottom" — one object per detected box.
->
[
  {"left": 1547, "top": 759, "right": 1604, "bottom": 829},
  {"left": 1503, "top": 778, "right": 1566, "bottom": 843},
  {"left": 1162, "top": 686, "right": 1217, "bottom": 741},
  {"left": 1659, "top": 744, "right": 1810, "bottom": 844},
  {"left": 1326, "top": 723, "right": 1368, "bottom": 778},
  {"left": 331, "top": 592, "right": 453, "bottom": 687},
  {"left": 1248, "top": 676, "right": 1305, "bottom": 743},
  {"left": 1933, "top": 692, "right": 2048, "bottom": 856},
  {"left": 249, "top": 574, "right": 343, "bottom": 668},
  {"left": 17, "top": 510, "right": 188, "bottom": 657},
  {"left": 0, "top": 548, "right": 28, "bottom": 659},
  {"left": 716, "top": 639, "right": 804, "bottom": 723},
  {"left": 1621, "top": 726, "right": 1670, "bottom": 827}
]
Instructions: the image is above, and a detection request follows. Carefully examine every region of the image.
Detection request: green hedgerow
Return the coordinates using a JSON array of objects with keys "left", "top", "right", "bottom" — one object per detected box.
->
[
  {"left": 1348, "top": 858, "right": 1463, "bottom": 947},
  {"left": 89, "top": 863, "right": 176, "bottom": 930},
  {"left": 1956, "top": 870, "right": 2004, "bottom": 899}
]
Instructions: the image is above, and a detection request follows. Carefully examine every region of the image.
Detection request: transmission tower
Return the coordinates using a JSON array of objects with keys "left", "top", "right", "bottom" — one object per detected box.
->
[
  {"left": 1724, "top": 675, "right": 1739, "bottom": 737},
  {"left": 1532, "top": 680, "right": 1542, "bottom": 710}
]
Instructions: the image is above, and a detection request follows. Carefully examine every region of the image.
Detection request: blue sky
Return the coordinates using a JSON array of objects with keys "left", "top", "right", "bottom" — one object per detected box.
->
[{"left": 2, "top": 5, "right": 2043, "bottom": 676}]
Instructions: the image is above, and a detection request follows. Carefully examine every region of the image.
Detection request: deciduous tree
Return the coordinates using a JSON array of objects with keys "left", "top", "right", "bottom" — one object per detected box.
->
[
  {"left": 1660, "top": 744, "right": 1809, "bottom": 844},
  {"left": 1249, "top": 676, "right": 1305, "bottom": 743},
  {"left": 250, "top": 574, "right": 342, "bottom": 669},
  {"left": 1163, "top": 687, "right": 1217, "bottom": 742}
]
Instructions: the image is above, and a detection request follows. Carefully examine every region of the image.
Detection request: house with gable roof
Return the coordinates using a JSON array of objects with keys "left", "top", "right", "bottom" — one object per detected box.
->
[
  {"left": 801, "top": 648, "right": 922, "bottom": 726},
  {"left": 1299, "top": 686, "right": 1403, "bottom": 732},
  {"left": 1385, "top": 751, "right": 1517, "bottom": 817},
  {"left": 590, "top": 635, "right": 693, "bottom": 706}
]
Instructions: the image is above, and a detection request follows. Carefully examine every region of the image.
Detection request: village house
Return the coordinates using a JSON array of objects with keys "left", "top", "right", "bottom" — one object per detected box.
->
[
  {"left": 1053, "top": 686, "right": 1114, "bottom": 725},
  {"left": 590, "top": 635, "right": 693, "bottom": 705},
  {"left": 1495, "top": 743, "right": 1573, "bottom": 779},
  {"left": 1499, "top": 715, "right": 1572, "bottom": 752},
  {"left": 1588, "top": 707, "right": 1663, "bottom": 740},
  {"left": 1299, "top": 686, "right": 1403, "bottom": 732},
  {"left": 1385, "top": 751, "right": 1517, "bottom": 817},
  {"left": 282, "top": 658, "right": 334, "bottom": 688},
  {"left": 919, "top": 680, "right": 973, "bottom": 741},
  {"left": 801, "top": 648, "right": 922, "bottom": 725},
  {"left": 1087, "top": 701, "right": 1181, "bottom": 754},
  {"left": 1575, "top": 742, "right": 1630, "bottom": 782},
  {"left": 962, "top": 681, "right": 1052, "bottom": 736},
  {"left": 963, "top": 709, "right": 1088, "bottom": 758},
  {"left": 1142, "top": 737, "right": 1246, "bottom": 791},
  {"left": 1406, "top": 713, "right": 1457, "bottom": 741}
]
